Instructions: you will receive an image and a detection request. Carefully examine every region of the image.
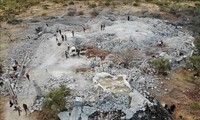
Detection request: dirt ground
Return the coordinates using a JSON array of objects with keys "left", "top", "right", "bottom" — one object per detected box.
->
[{"left": 152, "top": 69, "right": 200, "bottom": 120}]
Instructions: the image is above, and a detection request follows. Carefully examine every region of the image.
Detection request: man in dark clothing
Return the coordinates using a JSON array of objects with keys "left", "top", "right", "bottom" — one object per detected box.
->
[
  {"left": 26, "top": 73, "right": 30, "bottom": 81},
  {"left": 77, "top": 49, "right": 80, "bottom": 57},
  {"left": 13, "top": 66, "right": 17, "bottom": 71},
  {"left": 64, "top": 35, "right": 67, "bottom": 41},
  {"left": 128, "top": 16, "right": 130, "bottom": 21},
  {"left": 67, "top": 44, "right": 70, "bottom": 51},
  {"left": 72, "top": 31, "right": 74, "bottom": 37},
  {"left": 65, "top": 51, "right": 68, "bottom": 58},
  {"left": 100, "top": 25, "right": 103, "bottom": 30},
  {"left": 102, "top": 24, "right": 105, "bottom": 30},
  {"left": 61, "top": 35, "right": 64, "bottom": 42},
  {"left": 83, "top": 27, "right": 86, "bottom": 32},
  {"left": 59, "top": 29, "right": 62, "bottom": 35},
  {"left": 23, "top": 104, "right": 29, "bottom": 115},
  {"left": 9, "top": 100, "right": 13, "bottom": 107},
  {"left": 14, "top": 106, "right": 22, "bottom": 116}
]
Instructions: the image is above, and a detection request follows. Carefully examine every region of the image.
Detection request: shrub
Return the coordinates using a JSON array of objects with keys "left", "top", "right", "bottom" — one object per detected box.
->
[
  {"left": 42, "top": 5, "right": 49, "bottom": 10},
  {"left": 195, "top": 37, "right": 200, "bottom": 55},
  {"left": 150, "top": 58, "right": 171, "bottom": 75},
  {"left": 105, "top": 2, "right": 110, "bottom": 6},
  {"left": 7, "top": 19, "right": 22, "bottom": 25},
  {"left": 186, "top": 56, "right": 200, "bottom": 76},
  {"left": 191, "top": 102, "right": 200, "bottom": 110},
  {"left": 152, "top": 13, "right": 161, "bottom": 18},
  {"left": 42, "top": 86, "right": 70, "bottom": 116},
  {"left": 90, "top": 9, "right": 99, "bottom": 17},
  {"left": 41, "top": 13, "right": 47, "bottom": 16},
  {"left": 133, "top": 2, "right": 139, "bottom": 6},
  {"left": 119, "top": 50, "right": 135, "bottom": 68},
  {"left": 69, "top": 1, "right": 74, "bottom": 5},
  {"left": 67, "top": 11, "right": 76, "bottom": 16},
  {"left": 78, "top": 11, "right": 84, "bottom": 15},
  {"left": 89, "top": 3, "right": 97, "bottom": 8}
]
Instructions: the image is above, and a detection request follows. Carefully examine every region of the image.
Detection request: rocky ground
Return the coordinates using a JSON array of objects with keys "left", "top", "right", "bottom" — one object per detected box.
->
[{"left": 0, "top": 1, "right": 199, "bottom": 120}]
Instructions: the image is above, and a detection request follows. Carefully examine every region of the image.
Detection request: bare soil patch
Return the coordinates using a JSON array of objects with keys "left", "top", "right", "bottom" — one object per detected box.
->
[{"left": 153, "top": 69, "right": 200, "bottom": 120}]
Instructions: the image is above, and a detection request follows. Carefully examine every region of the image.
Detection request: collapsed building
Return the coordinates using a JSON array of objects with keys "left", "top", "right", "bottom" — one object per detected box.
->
[{"left": 0, "top": 14, "right": 195, "bottom": 119}]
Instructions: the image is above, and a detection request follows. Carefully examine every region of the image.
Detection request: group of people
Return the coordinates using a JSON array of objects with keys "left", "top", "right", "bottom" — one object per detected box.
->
[
  {"left": 9, "top": 96, "right": 29, "bottom": 116},
  {"left": 100, "top": 24, "right": 105, "bottom": 30},
  {"left": 55, "top": 29, "right": 68, "bottom": 45},
  {"left": 11, "top": 60, "right": 30, "bottom": 81}
]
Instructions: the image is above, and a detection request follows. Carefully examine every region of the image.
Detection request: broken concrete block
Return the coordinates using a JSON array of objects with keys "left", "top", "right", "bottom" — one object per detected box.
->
[
  {"left": 83, "top": 106, "right": 97, "bottom": 116},
  {"left": 58, "top": 111, "right": 70, "bottom": 120}
]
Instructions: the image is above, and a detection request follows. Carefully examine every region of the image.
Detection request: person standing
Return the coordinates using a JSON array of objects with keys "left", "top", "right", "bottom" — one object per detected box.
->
[
  {"left": 83, "top": 27, "right": 86, "bottom": 32},
  {"left": 59, "top": 29, "right": 62, "bottom": 35},
  {"left": 14, "top": 106, "right": 22, "bottom": 116},
  {"left": 67, "top": 44, "right": 70, "bottom": 51},
  {"left": 26, "top": 73, "right": 30, "bottom": 81},
  {"left": 65, "top": 35, "right": 67, "bottom": 41},
  {"left": 103, "top": 24, "right": 105, "bottom": 30},
  {"left": 72, "top": 31, "right": 74, "bottom": 37},
  {"left": 22, "top": 104, "right": 29, "bottom": 115},
  {"left": 65, "top": 51, "right": 68, "bottom": 59},
  {"left": 9, "top": 100, "right": 13, "bottom": 107},
  {"left": 61, "top": 35, "right": 64, "bottom": 42}
]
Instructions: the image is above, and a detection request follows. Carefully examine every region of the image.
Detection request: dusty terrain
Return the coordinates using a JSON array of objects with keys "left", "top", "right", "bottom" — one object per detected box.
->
[
  {"left": 0, "top": 1, "right": 200, "bottom": 120},
  {"left": 152, "top": 69, "right": 200, "bottom": 120}
]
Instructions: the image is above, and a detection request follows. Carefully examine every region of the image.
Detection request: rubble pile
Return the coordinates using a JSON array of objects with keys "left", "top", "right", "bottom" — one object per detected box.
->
[
  {"left": 0, "top": 13, "right": 195, "bottom": 120},
  {"left": 29, "top": 96, "right": 45, "bottom": 112}
]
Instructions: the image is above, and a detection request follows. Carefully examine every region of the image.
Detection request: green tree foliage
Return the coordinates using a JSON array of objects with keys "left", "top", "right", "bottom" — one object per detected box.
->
[
  {"left": 195, "top": 37, "right": 200, "bottom": 55},
  {"left": 150, "top": 58, "right": 171, "bottom": 75},
  {"left": 187, "top": 56, "right": 200, "bottom": 76},
  {"left": 42, "top": 86, "right": 70, "bottom": 116},
  {"left": 191, "top": 102, "right": 200, "bottom": 110}
]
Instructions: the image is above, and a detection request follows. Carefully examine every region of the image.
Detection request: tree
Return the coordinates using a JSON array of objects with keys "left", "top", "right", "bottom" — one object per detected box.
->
[
  {"left": 119, "top": 49, "right": 135, "bottom": 68},
  {"left": 42, "top": 86, "right": 70, "bottom": 117},
  {"left": 150, "top": 58, "right": 171, "bottom": 75},
  {"left": 4, "top": 30, "right": 12, "bottom": 42},
  {"left": 186, "top": 56, "right": 200, "bottom": 76},
  {"left": 195, "top": 37, "right": 200, "bottom": 55}
]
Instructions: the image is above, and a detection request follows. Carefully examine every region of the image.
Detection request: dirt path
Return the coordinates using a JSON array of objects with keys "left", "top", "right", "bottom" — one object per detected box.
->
[{"left": 0, "top": 96, "right": 36, "bottom": 120}]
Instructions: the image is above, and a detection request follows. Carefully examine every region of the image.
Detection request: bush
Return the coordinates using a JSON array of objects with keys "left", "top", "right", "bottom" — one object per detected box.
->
[
  {"left": 133, "top": 2, "right": 139, "bottom": 6},
  {"left": 105, "top": 2, "right": 110, "bottom": 6},
  {"left": 69, "top": 1, "right": 74, "bottom": 5},
  {"left": 150, "top": 58, "right": 171, "bottom": 75},
  {"left": 195, "top": 37, "right": 200, "bottom": 55},
  {"left": 7, "top": 19, "right": 22, "bottom": 25},
  {"left": 191, "top": 102, "right": 200, "bottom": 110},
  {"left": 152, "top": 13, "right": 161, "bottom": 18},
  {"left": 119, "top": 50, "right": 135, "bottom": 68},
  {"left": 90, "top": 9, "right": 99, "bottom": 17},
  {"left": 42, "top": 86, "right": 70, "bottom": 116},
  {"left": 41, "top": 13, "right": 47, "bottom": 16},
  {"left": 42, "top": 5, "right": 49, "bottom": 10},
  {"left": 67, "top": 11, "right": 76, "bottom": 16},
  {"left": 186, "top": 56, "right": 200, "bottom": 76},
  {"left": 89, "top": 3, "right": 97, "bottom": 8},
  {"left": 78, "top": 11, "right": 84, "bottom": 15}
]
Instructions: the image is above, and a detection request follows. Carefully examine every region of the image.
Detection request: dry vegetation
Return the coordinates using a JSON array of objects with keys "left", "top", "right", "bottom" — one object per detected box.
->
[{"left": 0, "top": 0, "right": 200, "bottom": 120}]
